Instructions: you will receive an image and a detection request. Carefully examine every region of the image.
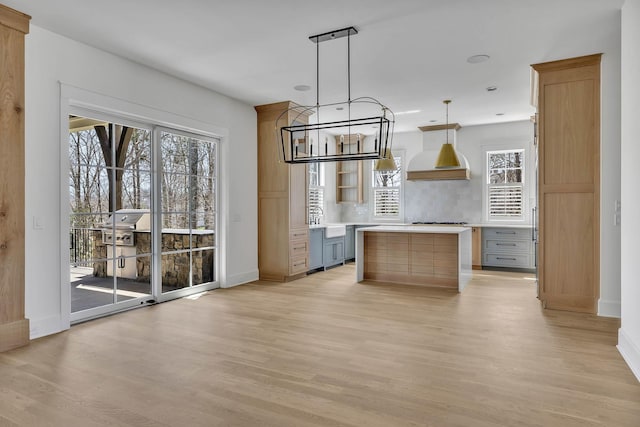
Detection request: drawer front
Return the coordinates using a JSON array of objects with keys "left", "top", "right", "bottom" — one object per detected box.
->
[
  {"left": 290, "top": 254, "right": 309, "bottom": 274},
  {"left": 289, "top": 239, "right": 309, "bottom": 256},
  {"left": 290, "top": 228, "right": 309, "bottom": 241},
  {"left": 484, "top": 239, "right": 530, "bottom": 253},
  {"left": 482, "top": 227, "right": 531, "bottom": 240},
  {"left": 483, "top": 253, "right": 530, "bottom": 268}
]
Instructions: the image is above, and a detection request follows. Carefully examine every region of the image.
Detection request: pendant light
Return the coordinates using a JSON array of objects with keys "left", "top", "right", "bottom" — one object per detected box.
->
[
  {"left": 435, "top": 100, "right": 461, "bottom": 168},
  {"left": 374, "top": 147, "right": 396, "bottom": 171}
]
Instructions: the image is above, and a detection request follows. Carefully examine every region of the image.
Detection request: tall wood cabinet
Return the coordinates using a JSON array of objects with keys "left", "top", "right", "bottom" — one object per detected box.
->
[
  {"left": 532, "top": 54, "right": 601, "bottom": 313},
  {"left": 0, "top": 4, "right": 30, "bottom": 352},
  {"left": 256, "top": 101, "right": 310, "bottom": 281}
]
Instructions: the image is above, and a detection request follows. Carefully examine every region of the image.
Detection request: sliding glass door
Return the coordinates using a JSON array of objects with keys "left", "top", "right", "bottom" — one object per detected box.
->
[
  {"left": 68, "top": 113, "right": 218, "bottom": 322},
  {"left": 157, "top": 129, "right": 217, "bottom": 296}
]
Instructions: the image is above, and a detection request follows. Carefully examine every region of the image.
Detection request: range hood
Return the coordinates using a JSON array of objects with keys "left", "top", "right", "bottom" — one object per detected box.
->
[
  {"left": 407, "top": 149, "right": 470, "bottom": 180},
  {"left": 406, "top": 123, "right": 471, "bottom": 181}
]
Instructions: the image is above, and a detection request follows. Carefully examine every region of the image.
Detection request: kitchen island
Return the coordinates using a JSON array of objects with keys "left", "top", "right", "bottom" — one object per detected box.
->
[{"left": 356, "top": 225, "right": 472, "bottom": 291}]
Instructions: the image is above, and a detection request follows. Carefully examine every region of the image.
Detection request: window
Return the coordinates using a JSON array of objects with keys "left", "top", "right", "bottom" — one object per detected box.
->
[
  {"left": 487, "top": 149, "right": 524, "bottom": 219},
  {"left": 373, "top": 154, "right": 402, "bottom": 218},
  {"left": 308, "top": 162, "right": 324, "bottom": 224}
]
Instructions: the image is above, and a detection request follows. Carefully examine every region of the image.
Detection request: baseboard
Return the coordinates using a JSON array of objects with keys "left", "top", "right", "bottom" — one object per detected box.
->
[
  {"left": 29, "top": 315, "right": 68, "bottom": 340},
  {"left": 617, "top": 328, "right": 640, "bottom": 383},
  {"left": 222, "top": 269, "right": 259, "bottom": 288},
  {"left": 598, "top": 299, "right": 621, "bottom": 318}
]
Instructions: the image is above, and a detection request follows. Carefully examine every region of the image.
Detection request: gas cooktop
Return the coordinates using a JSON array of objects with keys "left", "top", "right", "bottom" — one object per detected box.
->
[{"left": 411, "top": 221, "right": 468, "bottom": 225}]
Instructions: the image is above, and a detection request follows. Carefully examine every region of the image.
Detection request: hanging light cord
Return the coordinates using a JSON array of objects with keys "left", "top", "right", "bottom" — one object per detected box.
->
[{"left": 445, "top": 99, "right": 451, "bottom": 145}]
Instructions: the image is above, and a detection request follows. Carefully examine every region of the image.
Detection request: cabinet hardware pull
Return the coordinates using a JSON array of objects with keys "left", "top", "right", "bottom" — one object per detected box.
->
[
  {"left": 496, "top": 231, "right": 516, "bottom": 234},
  {"left": 496, "top": 243, "right": 517, "bottom": 246},
  {"left": 0, "top": 243, "right": 7, "bottom": 250},
  {"left": 496, "top": 257, "right": 516, "bottom": 260}
]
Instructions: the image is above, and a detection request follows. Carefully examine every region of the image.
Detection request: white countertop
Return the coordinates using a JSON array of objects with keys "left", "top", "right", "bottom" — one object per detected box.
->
[
  {"left": 468, "top": 223, "right": 533, "bottom": 229},
  {"left": 310, "top": 222, "right": 532, "bottom": 229},
  {"left": 357, "top": 225, "right": 470, "bottom": 234}
]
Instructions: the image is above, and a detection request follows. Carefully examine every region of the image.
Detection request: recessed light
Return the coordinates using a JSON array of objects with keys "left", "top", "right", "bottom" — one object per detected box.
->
[
  {"left": 294, "top": 84, "right": 311, "bottom": 91},
  {"left": 486, "top": 86, "right": 498, "bottom": 92},
  {"left": 467, "top": 54, "right": 490, "bottom": 64}
]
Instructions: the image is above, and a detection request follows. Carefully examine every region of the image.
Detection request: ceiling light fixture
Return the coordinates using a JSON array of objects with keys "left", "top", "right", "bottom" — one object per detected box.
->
[
  {"left": 277, "top": 26, "right": 394, "bottom": 164},
  {"left": 374, "top": 148, "right": 397, "bottom": 171},
  {"left": 486, "top": 86, "right": 498, "bottom": 92},
  {"left": 395, "top": 109, "right": 421, "bottom": 116},
  {"left": 435, "top": 100, "right": 461, "bottom": 169},
  {"left": 467, "top": 54, "right": 490, "bottom": 64}
]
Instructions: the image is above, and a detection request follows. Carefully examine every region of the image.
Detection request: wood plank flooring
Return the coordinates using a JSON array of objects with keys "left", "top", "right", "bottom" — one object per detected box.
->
[{"left": 1, "top": 265, "right": 639, "bottom": 426}]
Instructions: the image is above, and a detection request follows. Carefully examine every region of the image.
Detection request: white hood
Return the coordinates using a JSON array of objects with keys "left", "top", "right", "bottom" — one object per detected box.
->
[
  {"left": 406, "top": 123, "right": 470, "bottom": 181},
  {"left": 406, "top": 149, "right": 470, "bottom": 180}
]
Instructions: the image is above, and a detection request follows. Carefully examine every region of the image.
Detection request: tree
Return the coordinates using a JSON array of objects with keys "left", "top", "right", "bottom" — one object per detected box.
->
[{"left": 94, "top": 124, "right": 133, "bottom": 212}]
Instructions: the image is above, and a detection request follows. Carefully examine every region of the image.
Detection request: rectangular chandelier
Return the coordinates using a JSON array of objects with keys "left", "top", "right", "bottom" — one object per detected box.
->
[
  {"left": 280, "top": 114, "right": 391, "bottom": 164},
  {"left": 277, "top": 26, "right": 395, "bottom": 164}
]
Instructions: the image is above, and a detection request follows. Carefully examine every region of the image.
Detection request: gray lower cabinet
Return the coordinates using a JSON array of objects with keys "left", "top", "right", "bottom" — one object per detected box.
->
[
  {"left": 482, "top": 227, "right": 534, "bottom": 270},
  {"left": 323, "top": 235, "right": 345, "bottom": 269},
  {"left": 309, "top": 228, "right": 324, "bottom": 271},
  {"left": 344, "top": 225, "right": 355, "bottom": 261}
]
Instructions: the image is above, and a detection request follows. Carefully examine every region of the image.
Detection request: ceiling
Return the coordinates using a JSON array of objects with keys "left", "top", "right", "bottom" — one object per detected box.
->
[{"left": 3, "top": 0, "right": 624, "bottom": 132}]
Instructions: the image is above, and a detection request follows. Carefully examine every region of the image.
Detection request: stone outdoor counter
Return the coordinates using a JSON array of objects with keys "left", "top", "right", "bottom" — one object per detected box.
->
[{"left": 92, "top": 229, "right": 214, "bottom": 286}]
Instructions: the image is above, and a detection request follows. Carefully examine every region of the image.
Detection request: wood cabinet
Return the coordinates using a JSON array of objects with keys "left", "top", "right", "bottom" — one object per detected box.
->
[
  {"left": 481, "top": 227, "right": 534, "bottom": 270},
  {"left": 532, "top": 54, "right": 601, "bottom": 313},
  {"left": 0, "top": 4, "right": 30, "bottom": 352},
  {"left": 256, "top": 101, "right": 311, "bottom": 281},
  {"left": 362, "top": 231, "right": 462, "bottom": 289},
  {"left": 471, "top": 227, "right": 482, "bottom": 269},
  {"left": 335, "top": 135, "right": 364, "bottom": 203}
]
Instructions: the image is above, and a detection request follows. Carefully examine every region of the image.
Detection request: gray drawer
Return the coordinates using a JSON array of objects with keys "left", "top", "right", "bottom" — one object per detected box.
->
[
  {"left": 483, "top": 227, "right": 531, "bottom": 240},
  {"left": 484, "top": 239, "right": 531, "bottom": 253},
  {"left": 483, "top": 253, "right": 531, "bottom": 268}
]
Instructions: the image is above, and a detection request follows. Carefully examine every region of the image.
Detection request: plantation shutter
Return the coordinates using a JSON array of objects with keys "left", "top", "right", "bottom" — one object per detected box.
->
[
  {"left": 488, "top": 185, "right": 523, "bottom": 218},
  {"left": 374, "top": 188, "right": 400, "bottom": 216}
]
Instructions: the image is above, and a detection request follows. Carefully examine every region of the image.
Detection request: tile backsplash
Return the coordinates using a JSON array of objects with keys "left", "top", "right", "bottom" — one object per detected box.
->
[{"left": 404, "top": 179, "right": 482, "bottom": 223}]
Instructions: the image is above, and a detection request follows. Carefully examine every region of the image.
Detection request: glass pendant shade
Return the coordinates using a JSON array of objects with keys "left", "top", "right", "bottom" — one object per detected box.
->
[{"left": 374, "top": 148, "right": 396, "bottom": 171}]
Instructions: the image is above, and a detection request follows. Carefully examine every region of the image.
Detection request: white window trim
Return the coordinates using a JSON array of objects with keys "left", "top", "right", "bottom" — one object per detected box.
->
[{"left": 482, "top": 143, "right": 532, "bottom": 224}]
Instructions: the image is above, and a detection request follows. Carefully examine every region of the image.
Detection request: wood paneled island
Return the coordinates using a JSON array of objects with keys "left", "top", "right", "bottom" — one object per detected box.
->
[{"left": 356, "top": 225, "right": 472, "bottom": 291}]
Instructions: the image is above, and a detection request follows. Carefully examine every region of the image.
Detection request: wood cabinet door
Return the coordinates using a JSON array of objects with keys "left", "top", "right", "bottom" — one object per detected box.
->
[
  {"left": 471, "top": 227, "right": 482, "bottom": 268},
  {"left": 533, "top": 54, "right": 600, "bottom": 313}
]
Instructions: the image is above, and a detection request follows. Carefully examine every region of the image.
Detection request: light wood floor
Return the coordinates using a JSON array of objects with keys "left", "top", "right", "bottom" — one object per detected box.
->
[{"left": 2, "top": 265, "right": 639, "bottom": 426}]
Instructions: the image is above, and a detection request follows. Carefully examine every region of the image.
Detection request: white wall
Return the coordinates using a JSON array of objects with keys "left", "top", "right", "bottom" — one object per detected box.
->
[
  {"left": 599, "top": 17, "right": 623, "bottom": 318},
  {"left": 24, "top": 26, "right": 258, "bottom": 339},
  {"left": 619, "top": 0, "right": 640, "bottom": 382}
]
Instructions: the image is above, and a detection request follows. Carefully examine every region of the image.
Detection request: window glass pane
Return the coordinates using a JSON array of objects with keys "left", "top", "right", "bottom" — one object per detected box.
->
[
  {"left": 490, "top": 169, "right": 505, "bottom": 184},
  {"left": 69, "top": 128, "right": 106, "bottom": 168},
  {"left": 124, "top": 129, "right": 152, "bottom": 172}
]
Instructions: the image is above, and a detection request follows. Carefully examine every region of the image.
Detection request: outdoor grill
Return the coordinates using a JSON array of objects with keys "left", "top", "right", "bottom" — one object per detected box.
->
[
  {"left": 101, "top": 209, "right": 150, "bottom": 279},
  {"left": 101, "top": 209, "right": 151, "bottom": 247}
]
